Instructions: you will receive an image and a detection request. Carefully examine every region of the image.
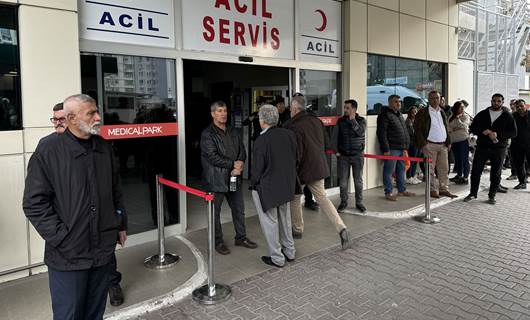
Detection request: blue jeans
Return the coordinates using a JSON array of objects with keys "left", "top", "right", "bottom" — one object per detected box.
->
[
  {"left": 383, "top": 149, "right": 406, "bottom": 195},
  {"left": 452, "top": 140, "right": 470, "bottom": 178}
]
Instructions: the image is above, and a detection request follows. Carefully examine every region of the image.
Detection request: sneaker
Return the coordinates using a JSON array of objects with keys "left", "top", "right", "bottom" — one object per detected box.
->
[
  {"left": 235, "top": 238, "right": 258, "bottom": 249},
  {"left": 406, "top": 177, "right": 415, "bottom": 185},
  {"left": 215, "top": 243, "right": 230, "bottom": 255},
  {"left": 109, "top": 285, "right": 124, "bottom": 306},
  {"left": 356, "top": 204, "right": 367, "bottom": 213},
  {"left": 339, "top": 228, "right": 352, "bottom": 250},
  {"left": 412, "top": 177, "right": 423, "bottom": 185},
  {"left": 337, "top": 201, "right": 348, "bottom": 213},
  {"left": 463, "top": 194, "right": 477, "bottom": 202},
  {"left": 497, "top": 185, "right": 508, "bottom": 194},
  {"left": 385, "top": 193, "right": 397, "bottom": 201},
  {"left": 514, "top": 183, "right": 527, "bottom": 190},
  {"left": 506, "top": 175, "right": 518, "bottom": 180}
]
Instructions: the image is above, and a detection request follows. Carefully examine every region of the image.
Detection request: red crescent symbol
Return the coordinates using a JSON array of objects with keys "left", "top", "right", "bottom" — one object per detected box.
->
[{"left": 315, "top": 9, "right": 327, "bottom": 32}]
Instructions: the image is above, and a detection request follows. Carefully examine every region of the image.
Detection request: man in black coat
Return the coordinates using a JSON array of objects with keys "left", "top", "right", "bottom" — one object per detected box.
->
[
  {"left": 332, "top": 99, "right": 367, "bottom": 213},
  {"left": 201, "top": 101, "right": 257, "bottom": 255},
  {"left": 464, "top": 93, "right": 517, "bottom": 204},
  {"left": 510, "top": 99, "right": 530, "bottom": 190},
  {"left": 284, "top": 95, "right": 352, "bottom": 249},
  {"left": 251, "top": 105, "right": 297, "bottom": 268},
  {"left": 23, "top": 94, "right": 127, "bottom": 319}
]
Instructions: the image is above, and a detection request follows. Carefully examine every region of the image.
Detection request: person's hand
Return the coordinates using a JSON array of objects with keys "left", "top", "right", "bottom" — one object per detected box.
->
[
  {"left": 118, "top": 231, "right": 127, "bottom": 247},
  {"left": 488, "top": 131, "right": 497, "bottom": 140},
  {"left": 384, "top": 152, "right": 391, "bottom": 156},
  {"left": 447, "top": 144, "right": 452, "bottom": 151},
  {"left": 482, "top": 129, "right": 492, "bottom": 136},
  {"left": 336, "top": 152, "right": 341, "bottom": 157},
  {"left": 231, "top": 168, "right": 241, "bottom": 176},
  {"left": 234, "top": 160, "right": 244, "bottom": 170}
]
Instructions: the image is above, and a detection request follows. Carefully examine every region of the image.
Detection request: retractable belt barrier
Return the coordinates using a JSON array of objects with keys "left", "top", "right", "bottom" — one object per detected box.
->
[{"left": 147, "top": 174, "right": 231, "bottom": 304}]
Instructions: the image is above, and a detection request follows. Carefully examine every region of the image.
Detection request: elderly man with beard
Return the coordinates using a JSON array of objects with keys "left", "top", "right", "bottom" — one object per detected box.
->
[{"left": 23, "top": 94, "right": 127, "bottom": 319}]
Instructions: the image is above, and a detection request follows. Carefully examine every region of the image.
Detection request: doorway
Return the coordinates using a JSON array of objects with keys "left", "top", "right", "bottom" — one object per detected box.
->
[{"left": 183, "top": 60, "right": 291, "bottom": 232}]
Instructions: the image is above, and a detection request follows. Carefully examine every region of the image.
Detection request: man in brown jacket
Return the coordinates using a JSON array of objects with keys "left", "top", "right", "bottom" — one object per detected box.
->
[
  {"left": 414, "top": 91, "right": 458, "bottom": 198},
  {"left": 284, "top": 95, "right": 352, "bottom": 250}
]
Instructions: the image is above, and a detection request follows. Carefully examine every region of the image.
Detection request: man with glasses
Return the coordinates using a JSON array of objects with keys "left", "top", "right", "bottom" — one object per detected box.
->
[{"left": 50, "top": 102, "right": 66, "bottom": 133}]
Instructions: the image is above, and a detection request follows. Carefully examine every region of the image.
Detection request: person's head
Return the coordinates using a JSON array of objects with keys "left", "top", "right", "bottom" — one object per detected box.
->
[
  {"left": 491, "top": 93, "right": 504, "bottom": 110},
  {"left": 343, "top": 99, "right": 358, "bottom": 118},
  {"left": 290, "top": 95, "right": 306, "bottom": 117},
  {"left": 256, "top": 96, "right": 266, "bottom": 107},
  {"left": 428, "top": 91, "right": 441, "bottom": 108},
  {"left": 509, "top": 99, "right": 517, "bottom": 112},
  {"left": 388, "top": 94, "right": 401, "bottom": 112},
  {"left": 63, "top": 94, "right": 101, "bottom": 139},
  {"left": 450, "top": 101, "right": 465, "bottom": 120},
  {"left": 274, "top": 96, "right": 285, "bottom": 113},
  {"left": 408, "top": 106, "right": 418, "bottom": 118},
  {"left": 51, "top": 102, "right": 66, "bottom": 133},
  {"left": 515, "top": 99, "right": 527, "bottom": 115},
  {"left": 258, "top": 104, "right": 279, "bottom": 129},
  {"left": 461, "top": 99, "right": 469, "bottom": 108},
  {"left": 440, "top": 96, "right": 446, "bottom": 106},
  {"left": 210, "top": 101, "right": 228, "bottom": 127}
]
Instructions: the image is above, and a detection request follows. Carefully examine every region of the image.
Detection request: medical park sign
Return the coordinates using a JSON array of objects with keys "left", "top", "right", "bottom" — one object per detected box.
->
[
  {"left": 181, "top": 0, "right": 294, "bottom": 59},
  {"left": 78, "top": 0, "right": 175, "bottom": 48}
]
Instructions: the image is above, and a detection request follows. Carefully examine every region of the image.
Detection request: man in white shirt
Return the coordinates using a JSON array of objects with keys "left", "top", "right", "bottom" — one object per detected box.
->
[{"left": 414, "top": 91, "right": 458, "bottom": 198}]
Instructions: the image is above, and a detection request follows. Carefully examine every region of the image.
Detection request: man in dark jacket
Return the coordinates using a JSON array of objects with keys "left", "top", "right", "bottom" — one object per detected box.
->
[
  {"left": 23, "top": 94, "right": 127, "bottom": 319},
  {"left": 464, "top": 93, "right": 517, "bottom": 204},
  {"left": 414, "top": 91, "right": 457, "bottom": 198},
  {"left": 332, "top": 99, "right": 367, "bottom": 213},
  {"left": 376, "top": 94, "right": 415, "bottom": 201},
  {"left": 284, "top": 95, "right": 352, "bottom": 249},
  {"left": 251, "top": 105, "right": 297, "bottom": 268},
  {"left": 201, "top": 101, "right": 257, "bottom": 255},
  {"left": 275, "top": 95, "right": 291, "bottom": 126},
  {"left": 510, "top": 99, "right": 530, "bottom": 190}
]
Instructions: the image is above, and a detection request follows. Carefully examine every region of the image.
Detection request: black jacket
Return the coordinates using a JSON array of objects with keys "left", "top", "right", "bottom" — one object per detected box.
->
[
  {"left": 470, "top": 107, "right": 517, "bottom": 149},
  {"left": 376, "top": 107, "right": 410, "bottom": 152},
  {"left": 251, "top": 127, "right": 297, "bottom": 212},
  {"left": 23, "top": 129, "right": 126, "bottom": 271},
  {"left": 512, "top": 111, "right": 530, "bottom": 149},
  {"left": 331, "top": 115, "right": 366, "bottom": 155},
  {"left": 200, "top": 123, "right": 246, "bottom": 193},
  {"left": 283, "top": 111, "right": 329, "bottom": 185}
]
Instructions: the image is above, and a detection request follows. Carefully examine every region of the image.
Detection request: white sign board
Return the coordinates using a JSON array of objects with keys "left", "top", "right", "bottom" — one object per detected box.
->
[
  {"left": 181, "top": 0, "right": 294, "bottom": 59},
  {"left": 78, "top": 0, "right": 175, "bottom": 48},
  {"left": 299, "top": 0, "right": 341, "bottom": 63}
]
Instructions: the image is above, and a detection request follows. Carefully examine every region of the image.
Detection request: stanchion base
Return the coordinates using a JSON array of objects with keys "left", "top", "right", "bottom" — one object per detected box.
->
[
  {"left": 422, "top": 216, "right": 441, "bottom": 224},
  {"left": 144, "top": 253, "right": 180, "bottom": 269},
  {"left": 192, "top": 284, "right": 232, "bottom": 305}
]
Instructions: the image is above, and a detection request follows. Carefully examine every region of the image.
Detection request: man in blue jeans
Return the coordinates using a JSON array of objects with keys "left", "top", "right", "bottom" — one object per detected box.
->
[{"left": 376, "top": 95, "right": 416, "bottom": 201}]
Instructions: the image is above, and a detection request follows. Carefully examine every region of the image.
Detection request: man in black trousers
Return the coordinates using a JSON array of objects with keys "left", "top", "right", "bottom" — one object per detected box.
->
[
  {"left": 511, "top": 99, "right": 530, "bottom": 190},
  {"left": 464, "top": 93, "right": 517, "bottom": 204}
]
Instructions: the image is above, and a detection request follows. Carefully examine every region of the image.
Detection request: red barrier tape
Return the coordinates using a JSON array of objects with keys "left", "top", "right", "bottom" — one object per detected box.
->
[
  {"left": 363, "top": 153, "right": 432, "bottom": 163},
  {"left": 158, "top": 177, "right": 214, "bottom": 201}
]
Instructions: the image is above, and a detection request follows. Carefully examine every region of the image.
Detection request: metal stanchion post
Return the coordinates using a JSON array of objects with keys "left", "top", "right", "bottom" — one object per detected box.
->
[
  {"left": 144, "top": 174, "right": 180, "bottom": 269},
  {"left": 422, "top": 158, "right": 440, "bottom": 224},
  {"left": 193, "top": 194, "right": 231, "bottom": 304}
]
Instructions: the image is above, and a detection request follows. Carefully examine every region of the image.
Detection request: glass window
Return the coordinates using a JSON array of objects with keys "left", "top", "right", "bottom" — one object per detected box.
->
[
  {"left": 367, "top": 54, "right": 446, "bottom": 115},
  {"left": 0, "top": 5, "right": 21, "bottom": 131},
  {"left": 81, "top": 53, "right": 178, "bottom": 235},
  {"left": 300, "top": 69, "right": 341, "bottom": 188}
]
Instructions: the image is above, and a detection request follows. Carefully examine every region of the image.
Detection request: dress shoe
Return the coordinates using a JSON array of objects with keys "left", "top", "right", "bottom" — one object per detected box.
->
[
  {"left": 463, "top": 194, "right": 477, "bottom": 202},
  {"left": 261, "top": 256, "right": 284, "bottom": 268},
  {"left": 292, "top": 230, "right": 302, "bottom": 239},
  {"left": 235, "top": 238, "right": 258, "bottom": 249},
  {"left": 215, "top": 243, "right": 230, "bottom": 255},
  {"left": 385, "top": 193, "right": 397, "bottom": 201},
  {"left": 337, "top": 201, "right": 348, "bottom": 213},
  {"left": 497, "top": 187, "right": 508, "bottom": 194},
  {"left": 514, "top": 183, "right": 527, "bottom": 190},
  {"left": 304, "top": 202, "right": 319, "bottom": 211},
  {"left": 108, "top": 285, "right": 124, "bottom": 306},
  {"left": 487, "top": 197, "right": 496, "bottom": 205},
  {"left": 339, "top": 228, "right": 352, "bottom": 250},
  {"left": 506, "top": 175, "right": 518, "bottom": 180},
  {"left": 281, "top": 249, "right": 295, "bottom": 262},
  {"left": 430, "top": 191, "right": 440, "bottom": 198},
  {"left": 439, "top": 190, "right": 458, "bottom": 198},
  {"left": 356, "top": 204, "right": 367, "bottom": 213},
  {"left": 449, "top": 175, "right": 462, "bottom": 182},
  {"left": 398, "top": 191, "right": 416, "bottom": 197}
]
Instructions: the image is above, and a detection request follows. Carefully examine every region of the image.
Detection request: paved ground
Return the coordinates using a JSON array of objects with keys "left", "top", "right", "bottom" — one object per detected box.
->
[{"left": 141, "top": 189, "right": 530, "bottom": 320}]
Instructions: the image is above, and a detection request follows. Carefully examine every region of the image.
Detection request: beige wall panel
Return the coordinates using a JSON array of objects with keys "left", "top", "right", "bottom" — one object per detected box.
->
[
  {"left": 426, "top": 21, "right": 449, "bottom": 63},
  {"left": 0, "top": 155, "right": 28, "bottom": 274},
  {"left": 368, "top": 0, "right": 398, "bottom": 11},
  {"left": 449, "top": 26, "right": 458, "bottom": 64},
  {"left": 0, "top": 131, "right": 23, "bottom": 155},
  {"left": 448, "top": 0, "right": 459, "bottom": 27},
  {"left": 426, "top": 0, "right": 449, "bottom": 24},
  {"left": 345, "top": 1, "right": 367, "bottom": 52},
  {"left": 29, "top": 221, "right": 45, "bottom": 264},
  {"left": 344, "top": 52, "right": 367, "bottom": 115},
  {"left": 19, "top": 6, "right": 81, "bottom": 129},
  {"left": 19, "top": 0, "right": 76, "bottom": 11},
  {"left": 400, "top": 0, "right": 425, "bottom": 18},
  {"left": 24, "top": 127, "right": 53, "bottom": 153},
  {"left": 447, "top": 63, "right": 458, "bottom": 104},
  {"left": 400, "top": 14, "right": 426, "bottom": 60},
  {"left": 0, "top": 0, "right": 18, "bottom": 4},
  {"left": 368, "top": 6, "right": 399, "bottom": 56}
]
